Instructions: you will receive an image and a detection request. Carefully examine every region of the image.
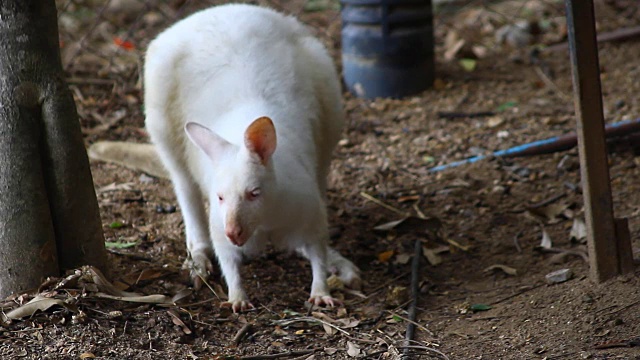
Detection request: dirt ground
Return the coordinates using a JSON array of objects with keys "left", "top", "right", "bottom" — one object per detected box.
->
[{"left": 2, "top": 0, "right": 640, "bottom": 359}]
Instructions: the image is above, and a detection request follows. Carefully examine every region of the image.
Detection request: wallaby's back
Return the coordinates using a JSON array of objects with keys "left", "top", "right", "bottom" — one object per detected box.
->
[{"left": 144, "top": 4, "right": 344, "bottom": 194}]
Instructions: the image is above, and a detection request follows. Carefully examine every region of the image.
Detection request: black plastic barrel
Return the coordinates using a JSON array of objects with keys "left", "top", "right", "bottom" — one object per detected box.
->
[{"left": 341, "top": 0, "right": 434, "bottom": 99}]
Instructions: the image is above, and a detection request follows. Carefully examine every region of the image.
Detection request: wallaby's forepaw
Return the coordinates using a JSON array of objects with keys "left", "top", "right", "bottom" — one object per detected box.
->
[
  {"left": 222, "top": 299, "right": 255, "bottom": 313},
  {"left": 184, "top": 250, "right": 215, "bottom": 290},
  {"left": 308, "top": 295, "right": 342, "bottom": 308}
]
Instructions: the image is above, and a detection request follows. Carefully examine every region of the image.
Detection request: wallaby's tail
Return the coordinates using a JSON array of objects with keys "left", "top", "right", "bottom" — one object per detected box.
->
[{"left": 88, "top": 141, "right": 169, "bottom": 179}]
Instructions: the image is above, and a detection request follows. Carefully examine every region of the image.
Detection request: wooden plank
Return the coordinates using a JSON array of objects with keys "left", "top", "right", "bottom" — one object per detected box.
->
[
  {"left": 564, "top": 0, "right": 621, "bottom": 282},
  {"left": 614, "top": 218, "right": 634, "bottom": 275}
]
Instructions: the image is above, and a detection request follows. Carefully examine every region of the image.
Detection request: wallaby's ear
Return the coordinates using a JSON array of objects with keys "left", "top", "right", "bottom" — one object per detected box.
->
[
  {"left": 185, "top": 122, "right": 231, "bottom": 161},
  {"left": 244, "top": 116, "right": 276, "bottom": 165}
]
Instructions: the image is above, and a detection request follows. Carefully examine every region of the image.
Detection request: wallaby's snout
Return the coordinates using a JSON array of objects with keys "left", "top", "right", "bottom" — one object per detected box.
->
[{"left": 225, "top": 222, "right": 245, "bottom": 246}]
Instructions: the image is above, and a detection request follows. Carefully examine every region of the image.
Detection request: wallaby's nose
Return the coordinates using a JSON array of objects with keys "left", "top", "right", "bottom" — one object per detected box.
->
[{"left": 225, "top": 225, "right": 243, "bottom": 245}]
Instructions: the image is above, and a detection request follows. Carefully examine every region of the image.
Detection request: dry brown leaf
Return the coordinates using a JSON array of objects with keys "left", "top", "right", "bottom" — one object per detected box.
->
[
  {"left": 570, "top": 218, "right": 587, "bottom": 242},
  {"left": 377, "top": 250, "right": 394, "bottom": 263},
  {"left": 346, "top": 341, "right": 361, "bottom": 357},
  {"left": 483, "top": 264, "right": 518, "bottom": 276},
  {"left": 79, "top": 353, "right": 96, "bottom": 359},
  {"left": 167, "top": 310, "right": 192, "bottom": 335},
  {"left": 422, "top": 247, "right": 442, "bottom": 266},
  {"left": 93, "top": 292, "right": 172, "bottom": 304},
  {"left": 540, "top": 228, "right": 553, "bottom": 249},
  {"left": 5, "top": 295, "right": 77, "bottom": 320}
]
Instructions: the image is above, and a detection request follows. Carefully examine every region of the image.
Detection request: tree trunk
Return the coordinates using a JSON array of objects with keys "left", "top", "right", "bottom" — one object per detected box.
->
[{"left": 0, "top": 0, "right": 107, "bottom": 298}]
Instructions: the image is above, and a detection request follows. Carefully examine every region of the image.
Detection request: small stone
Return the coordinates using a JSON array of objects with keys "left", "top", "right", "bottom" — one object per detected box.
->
[
  {"left": 545, "top": 268, "right": 573, "bottom": 284},
  {"left": 164, "top": 205, "right": 177, "bottom": 213},
  {"left": 155, "top": 205, "right": 165, "bottom": 213}
]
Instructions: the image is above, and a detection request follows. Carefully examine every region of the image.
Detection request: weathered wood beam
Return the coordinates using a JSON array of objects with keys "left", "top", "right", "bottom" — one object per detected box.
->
[{"left": 565, "top": 0, "right": 634, "bottom": 282}]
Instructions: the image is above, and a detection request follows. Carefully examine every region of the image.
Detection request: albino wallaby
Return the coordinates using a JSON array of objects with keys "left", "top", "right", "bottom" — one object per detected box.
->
[{"left": 144, "top": 4, "right": 360, "bottom": 312}]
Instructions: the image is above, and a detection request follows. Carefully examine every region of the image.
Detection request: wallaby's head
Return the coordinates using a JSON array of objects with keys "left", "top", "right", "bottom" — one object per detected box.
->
[{"left": 185, "top": 117, "right": 277, "bottom": 247}]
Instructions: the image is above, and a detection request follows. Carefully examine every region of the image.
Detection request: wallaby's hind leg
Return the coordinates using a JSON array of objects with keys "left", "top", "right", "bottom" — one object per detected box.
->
[{"left": 328, "top": 247, "right": 361, "bottom": 290}]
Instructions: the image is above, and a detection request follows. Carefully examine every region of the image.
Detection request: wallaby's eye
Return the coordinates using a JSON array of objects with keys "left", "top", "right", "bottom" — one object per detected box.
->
[
  {"left": 217, "top": 194, "right": 224, "bottom": 202},
  {"left": 247, "top": 188, "right": 261, "bottom": 200}
]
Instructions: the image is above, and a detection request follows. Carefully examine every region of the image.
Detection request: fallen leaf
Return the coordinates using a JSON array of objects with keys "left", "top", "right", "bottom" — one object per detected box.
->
[
  {"left": 167, "top": 310, "right": 192, "bottom": 335},
  {"left": 540, "top": 228, "right": 553, "bottom": 249},
  {"left": 470, "top": 303, "right": 492, "bottom": 312},
  {"left": 109, "top": 221, "right": 125, "bottom": 229},
  {"left": 529, "top": 203, "right": 570, "bottom": 223},
  {"left": 483, "top": 264, "right": 518, "bottom": 276},
  {"left": 422, "top": 247, "right": 442, "bottom": 266},
  {"left": 394, "top": 253, "right": 412, "bottom": 265},
  {"left": 93, "top": 292, "right": 172, "bottom": 304},
  {"left": 98, "top": 182, "right": 135, "bottom": 193},
  {"left": 336, "top": 318, "right": 360, "bottom": 329},
  {"left": 496, "top": 101, "right": 518, "bottom": 112},
  {"left": 486, "top": 116, "right": 505, "bottom": 128},
  {"left": 6, "top": 295, "right": 77, "bottom": 320},
  {"left": 113, "top": 37, "right": 135, "bottom": 50},
  {"left": 324, "top": 348, "right": 339, "bottom": 355},
  {"left": 373, "top": 216, "right": 442, "bottom": 235},
  {"left": 378, "top": 250, "right": 394, "bottom": 263},
  {"left": 104, "top": 241, "right": 137, "bottom": 249},
  {"left": 79, "top": 353, "right": 96, "bottom": 359},
  {"left": 459, "top": 58, "right": 477, "bottom": 72},
  {"left": 570, "top": 218, "right": 587, "bottom": 242},
  {"left": 347, "top": 341, "right": 361, "bottom": 357}
]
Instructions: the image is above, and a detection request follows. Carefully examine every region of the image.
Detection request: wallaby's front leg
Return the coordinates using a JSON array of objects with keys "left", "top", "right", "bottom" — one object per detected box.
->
[
  {"left": 298, "top": 238, "right": 340, "bottom": 307},
  {"left": 152, "top": 142, "right": 214, "bottom": 287},
  {"left": 215, "top": 241, "right": 254, "bottom": 312}
]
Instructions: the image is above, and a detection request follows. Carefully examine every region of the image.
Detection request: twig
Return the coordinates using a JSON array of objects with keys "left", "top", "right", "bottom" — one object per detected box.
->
[
  {"left": 232, "top": 322, "right": 252, "bottom": 346},
  {"left": 533, "top": 66, "right": 571, "bottom": 101},
  {"left": 437, "top": 111, "right": 495, "bottom": 120},
  {"left": 348, "top": 271, "right": 410, "bottom": 306},
  {"left": 398, "top": 345, "right": 450, "bottom": 360},
  {"left": 386, "top": 312, "right": 433, "bottom": 337},
  {"left": 360, "top": 192, "right": 407, "bottom": 216},
  {"left": 106, "top": 248, "right": 153, "bottom": 262},
  {"left": 513, "top": 230, "right": 523, "bottom": 253},
  {"left": 490, "top": 283, "right": 546, "bottom": 305},
  {"left": 530, "top": 192, "right": 568, "bottom": 209},
  {"left": 240, "top": 349, "right": 315, "bottom": 360},
  {"left": 402, "top": 239, "right": 422, "bottom": 359},
  {"left": 274, "top": 317, "right": 350, "bottom": 336}
]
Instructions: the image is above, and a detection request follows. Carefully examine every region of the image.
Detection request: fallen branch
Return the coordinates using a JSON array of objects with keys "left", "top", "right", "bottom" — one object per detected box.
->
[
  {"left": 240, "top": 349, "right": 315, "bottom": 360},
  {"left": 402, "top": 239, "right": 423, "bottom": 359},
  {"left": 232, "top": 322, "right": 253, "bottom": 346}
]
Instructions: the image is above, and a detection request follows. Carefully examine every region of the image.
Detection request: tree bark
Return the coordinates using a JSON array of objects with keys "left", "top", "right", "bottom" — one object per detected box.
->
[{"left": 0, "top": 0, "right": 107, "bottom": 298}]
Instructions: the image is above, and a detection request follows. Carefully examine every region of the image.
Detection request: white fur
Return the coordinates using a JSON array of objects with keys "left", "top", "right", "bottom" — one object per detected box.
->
[{"left": 144, "top": 4, "right": 360, "bottom": 312}]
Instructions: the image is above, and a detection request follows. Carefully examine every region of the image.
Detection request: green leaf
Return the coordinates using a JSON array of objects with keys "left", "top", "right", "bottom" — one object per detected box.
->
[
  {"left": 392, "top": 315, "right": 403, "bottom": 322},
  {"left": 109, "top": 221, "right": 124, "bottom": 229},
  {"left": 470, "top": 303, "right": 492, "bottom": 312},
  {"left": 105, "top": 241, "right": 137, "bottom": 249},
  {"left": 496, "top": 101, "right": 518, "bottom": 112},
  {"left": 459, "top": 58, "right": 477, "bottom": 72}
]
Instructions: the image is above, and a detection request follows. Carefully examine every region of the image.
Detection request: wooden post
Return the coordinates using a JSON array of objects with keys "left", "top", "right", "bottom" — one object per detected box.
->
[{"left": 565, "top": 0, "right": 634, "bottom": 282}]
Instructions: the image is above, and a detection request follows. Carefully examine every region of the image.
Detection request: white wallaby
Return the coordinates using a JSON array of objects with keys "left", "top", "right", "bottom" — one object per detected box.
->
[{"left": 144, "top": 4, "right": 360, "bottom": 312}]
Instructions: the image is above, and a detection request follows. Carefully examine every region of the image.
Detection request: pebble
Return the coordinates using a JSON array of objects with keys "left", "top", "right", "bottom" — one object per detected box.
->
[{"left": 545, "top": 268, "right": 573, "bottom": 284}]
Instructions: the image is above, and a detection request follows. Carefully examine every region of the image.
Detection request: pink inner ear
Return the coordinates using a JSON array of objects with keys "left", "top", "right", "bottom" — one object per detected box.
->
[{"left": 245, "top": 116, "right": 277, "bottom": 164}]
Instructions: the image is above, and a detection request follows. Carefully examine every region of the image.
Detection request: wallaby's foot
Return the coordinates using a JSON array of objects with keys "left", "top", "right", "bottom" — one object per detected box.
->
[
  {"left": 184, "top": 248, "right": 215, "bottom": 290},
  {"left": 328, "top": 248, "right": 362, "bottom": 290},
  {"left": 308, "top": 294, "right": 342, "bottom": 308},
  {"left": 222, "top": 299, "right": 255, "bottom": 313}
]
